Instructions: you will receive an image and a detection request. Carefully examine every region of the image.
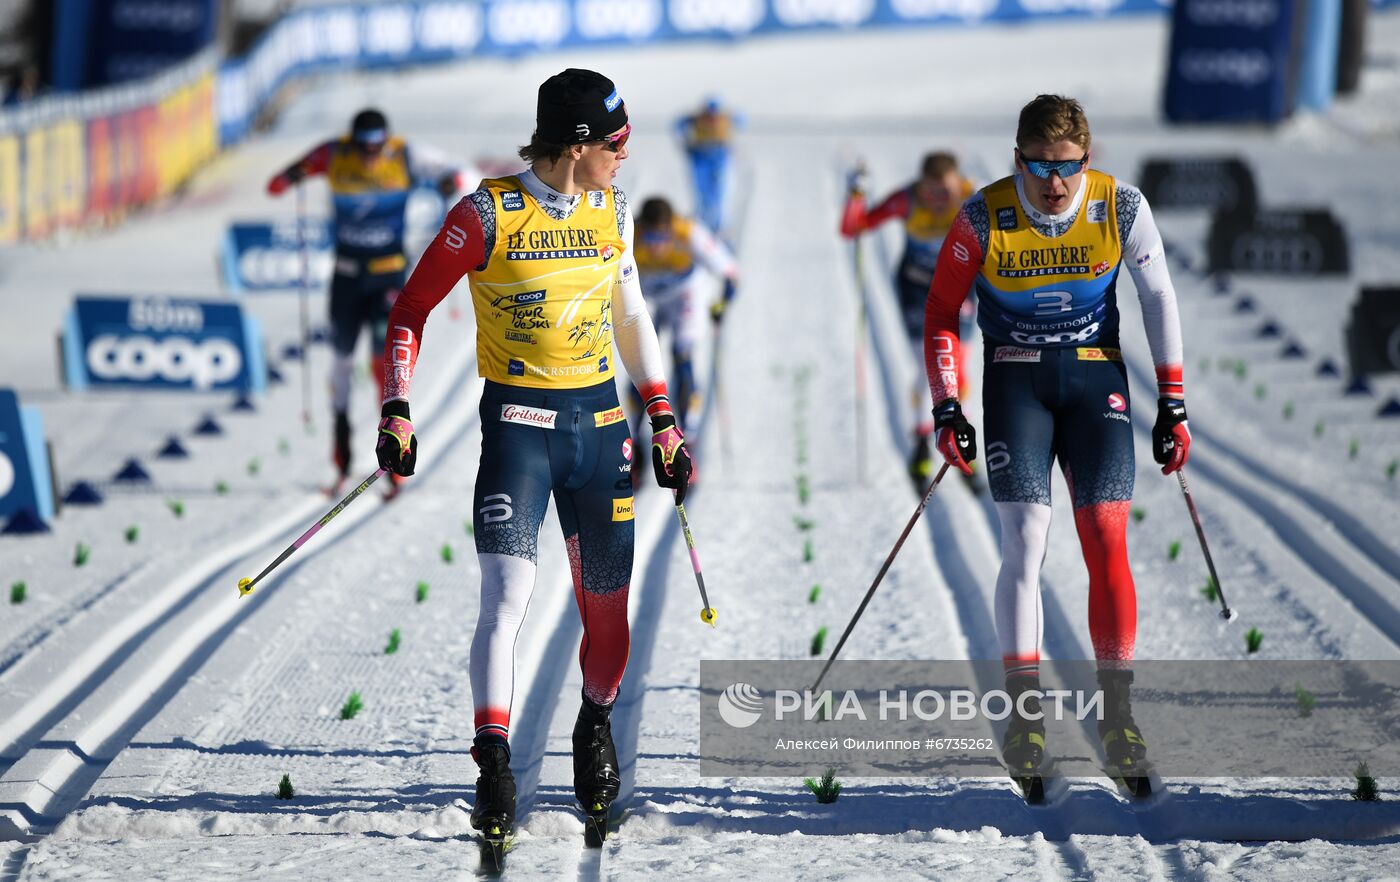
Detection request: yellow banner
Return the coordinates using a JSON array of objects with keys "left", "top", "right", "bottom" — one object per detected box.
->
[
  {"left": 23, "top": 127, "right": 49, "bottom": 239},
  {"left": 0, "top": 136, "right": 19, "bottom": 243},
  {"left": 50, "top": 119, "right": 86, "bottom": 228}
]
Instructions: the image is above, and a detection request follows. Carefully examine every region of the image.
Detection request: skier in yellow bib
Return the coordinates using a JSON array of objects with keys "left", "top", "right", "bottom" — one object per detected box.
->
[{"left": 371, "top": 70, "right": 693, "bottom": 857}]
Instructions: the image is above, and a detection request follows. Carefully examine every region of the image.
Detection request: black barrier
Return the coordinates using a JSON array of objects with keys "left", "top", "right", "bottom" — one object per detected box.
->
[
  {"left": 1346, "top": 286, "right": 1400, "bottom": 376},
  {"left": 1139, "top": 157, "right": 1258, "bottom": 215},
  {"left": 1337, "top": 0, "right": 1367, "bottom": 95},
  {"left": 1207, "top": 208, "right": 1349, "bottom": 274}
]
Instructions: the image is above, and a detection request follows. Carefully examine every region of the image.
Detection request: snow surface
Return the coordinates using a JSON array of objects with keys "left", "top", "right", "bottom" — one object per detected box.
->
[{"left": 3, "top": 13, "right": 1400, "bottom": 880}]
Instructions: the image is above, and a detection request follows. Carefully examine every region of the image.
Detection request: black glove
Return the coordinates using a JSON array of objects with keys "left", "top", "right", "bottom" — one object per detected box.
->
[
  {"left": 650, "top": 413, "right": 694, "bottom": 503},
  {"left": 933, "top": 400, "right": 977, "bottom": 476},
  {"left": 376, "top": 399, "right": 418, "bottom": 477},
  {"left": 1152, "top": 397, "right": 1190, "bottom": 475},
  {"left": 437, "top": 173, "right": 459, "bottom": 198},
  {"left": 711, "top": 278, "right": 738, "bottom": 326}
]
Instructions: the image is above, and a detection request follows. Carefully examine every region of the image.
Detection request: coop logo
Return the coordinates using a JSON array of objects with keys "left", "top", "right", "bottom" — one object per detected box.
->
[
  {"left": 1018, "top": 0, "right": 1123, "bottom": 12},
  {"left": 237, "top": 247, "right": 333, "bottom": 289},
  {"left": 487, "top": 0, "right": 569, "bottom": 47},
  {"left": 0, "top": 451, "right": 13, "bottom": 498},
  {"left": 718, "top": 683, "right": 765, "bottom": 728},
  {"left": 111, "top": 0, "right": 206, "bottom": 32},
  {"left": 1178, "top": 49, "right": 1273, "bottom": 86},
  {"left": 86, "top": 335, "right": 243, "bottom": 390},
  {"left": 669, "top": 0, "right": 764, "bottom": 34},
  {"left": 1186, "top": 0, "right": 1278, "bottom": 27},
  {"left": 773, "top": 0, "right": 876, "bottom": 27},
  {"left": 1229, "top": 233, "right": 1324, "bottom": 272},
  {"left": 365, "top": 6, "right": 414, "bottom": 55},
  {"left": 889, "top": 0, "right": 996, "bottom": 23},
  {"left": 415, "top": 3, "right": 483, "bottom": 52}
]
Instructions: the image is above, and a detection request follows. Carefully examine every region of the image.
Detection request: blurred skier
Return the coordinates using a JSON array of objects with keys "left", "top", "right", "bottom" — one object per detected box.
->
[
  {"left": 631, "top": 195, "right": 739, "bottom": 434},
  {"left": 923, "top": 95, "right": 1190, "bottom": 798},
  {"left": 371, "top": 69, "right": 694, "bottom": 851},
  {"left": 841, "top": 152, "right": 976, "bottom": 485},
  {"left": 267, "top": 108, "right": 464, "bottom": 491},
  {"left": 676, "top": 98, "right": 741, "bottom": 237}
]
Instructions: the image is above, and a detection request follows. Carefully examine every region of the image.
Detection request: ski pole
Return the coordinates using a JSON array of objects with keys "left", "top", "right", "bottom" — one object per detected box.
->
[
  {"left": 811, "top": 462, "right": 951, "bottom": 693},
  {"left": 711, "top": 320, "right": 733, "bottom": 471},
  {"left": 674, "top": 497, "right": 717, "bottom": 627},
  {"left": 237, "top": 468, "right": 386, "bottom": 597},
  {"left": 1175, "top": 467, "right": 1235, "bottom": 621},
  {"left": 296, "top": 182, "right": 312, "bottom": 426},
  {"left": 852, "top": 236, "right": 869, "bottom": 486}
]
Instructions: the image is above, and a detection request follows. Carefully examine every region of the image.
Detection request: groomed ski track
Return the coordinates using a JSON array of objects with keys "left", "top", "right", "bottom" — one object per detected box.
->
[{"left": 4, "top": 15, "right": 1400, "bottom": 880}]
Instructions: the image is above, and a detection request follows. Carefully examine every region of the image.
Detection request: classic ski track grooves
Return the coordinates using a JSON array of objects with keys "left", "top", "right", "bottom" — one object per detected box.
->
[
  {"left": 1122, "top": 341, "right": 1400, "bottom": 652},
  {"left": 0, "top": 340, "right": 481, "bottom": 843}
]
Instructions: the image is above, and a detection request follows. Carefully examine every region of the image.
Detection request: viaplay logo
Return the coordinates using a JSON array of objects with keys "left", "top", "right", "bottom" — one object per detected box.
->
[{"left": 718, "top": 682, "right": 764, "bottom": 728}]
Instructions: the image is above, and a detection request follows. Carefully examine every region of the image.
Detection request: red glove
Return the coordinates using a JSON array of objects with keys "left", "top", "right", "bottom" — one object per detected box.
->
[
  {"left": 266, "top": 166, "right": 304, "bottom": 197},
  {"left": 1152, "top": 398, "right": 1190, "bottom": 475}
]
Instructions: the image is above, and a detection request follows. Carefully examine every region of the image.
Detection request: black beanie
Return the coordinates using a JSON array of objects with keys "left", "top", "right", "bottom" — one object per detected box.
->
[{"left": 536, "top": 69, "right": 628, "bottom": 146}]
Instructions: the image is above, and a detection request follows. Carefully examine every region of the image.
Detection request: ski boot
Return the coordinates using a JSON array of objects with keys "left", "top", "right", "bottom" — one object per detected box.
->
[
  {"left": 573, "top": 696, "right": 621, "bottom": 847},
  {"left": 1002, "top": 680, "right": 1053, "bottom": 804},
  {"left": 1097, "top": 669, "right": 1152, "bottom": 798},
  {"left": 908, "top": 431, "right": 933, "bottom": 488},
  {"left": 470, "top": 737, "right": 516, "bottom": 871}
]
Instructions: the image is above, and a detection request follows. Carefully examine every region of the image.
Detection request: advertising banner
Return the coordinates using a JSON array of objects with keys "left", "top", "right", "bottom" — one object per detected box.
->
[
  {"left": 1206, "top": 208, "right": 1349, "bottom": 275},
  {"left": 86, "top": 116, "right": 116, "bottom": 220},
  {"left": 222, "top": 219, "right": 336, "bottom": 292},
  {"left": 51, "top": 119, "right": 87, "bottom": 228},
  {"left": 1164, "top": 0, "right": 1303, "bottom": 123},
  {"left": 23, "top": 127, "right": 49, "bottom": 240},
  {"left": 87, "top": 0, "right": 219, "bottom": 87},
  {"left": 62, "top": 295, "right": 267, "bottom": 394},
  {"left": 1346, "top": 286, "right": 1400, "bottom": 377},
  {"left": 214, "top": 0, "right": 1169, "bottom": 148},
  {"left": 0, "top": 389, "right": 56, "bottom": 526},
  {"left": 1138, "top": 156, "right": 1258, "bottom": 215},
  {"left": 0, "top": 135, "right": 19, "bottom": 243}
]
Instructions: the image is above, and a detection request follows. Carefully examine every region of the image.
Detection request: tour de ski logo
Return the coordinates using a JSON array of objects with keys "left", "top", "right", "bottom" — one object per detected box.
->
[{"left": 718, "top": 682, "right": 764, "bottom": 728}]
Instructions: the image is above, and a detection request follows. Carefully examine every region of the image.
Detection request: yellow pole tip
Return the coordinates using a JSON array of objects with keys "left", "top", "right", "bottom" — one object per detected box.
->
[
  {"left": 237, "top": 577, "right": 253, "bottom": 596},
  {"left": 701, "top": 607, "right": 717, "bottom": 627}
]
